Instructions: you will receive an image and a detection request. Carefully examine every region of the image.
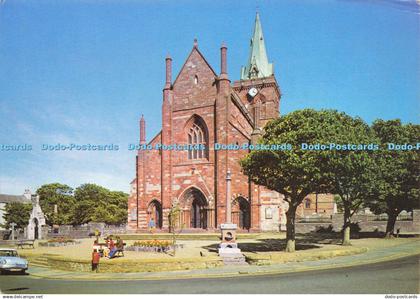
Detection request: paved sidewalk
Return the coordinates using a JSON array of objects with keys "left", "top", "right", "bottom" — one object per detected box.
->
[{"left": 27, "top": 239, "right": 420, "bottom": 281}]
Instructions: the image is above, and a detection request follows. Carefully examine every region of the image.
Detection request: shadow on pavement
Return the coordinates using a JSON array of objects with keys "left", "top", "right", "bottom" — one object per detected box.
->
[{"left": 202, "top": 238, "right": 321, "bottom": 253}]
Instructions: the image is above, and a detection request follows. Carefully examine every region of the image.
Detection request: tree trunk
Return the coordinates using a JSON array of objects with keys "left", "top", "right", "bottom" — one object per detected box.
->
[
  {"left": 385, "top": 211, "right": 398, "bottom": 238},
  {"left": 285, "top": 204, "right": 297, "bottom": 253},
  {"left": 172, "top": 232, "right": 177, "bottom": 256},
  {"left": 342, "top": 207, "right": 351, "bottom": 246}
]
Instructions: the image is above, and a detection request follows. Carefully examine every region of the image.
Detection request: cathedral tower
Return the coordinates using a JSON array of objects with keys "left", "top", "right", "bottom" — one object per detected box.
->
[{"left": 233, "top": 12, "right": 281, "bottom": 141}]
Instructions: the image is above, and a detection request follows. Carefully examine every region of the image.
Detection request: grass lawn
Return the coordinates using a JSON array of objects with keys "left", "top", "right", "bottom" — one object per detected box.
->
[{"left": 11, "top": 232, "right": 420, "bottom": 261}]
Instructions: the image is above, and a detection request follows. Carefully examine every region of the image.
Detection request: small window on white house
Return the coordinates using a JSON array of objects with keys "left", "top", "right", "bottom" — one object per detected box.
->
[{"left": 265, "top": 207, "right": 273, "bottom": 219}]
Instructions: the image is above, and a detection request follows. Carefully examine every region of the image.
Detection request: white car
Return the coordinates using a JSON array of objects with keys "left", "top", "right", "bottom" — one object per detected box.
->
[{"left": 0, "top": 248, "right": 28, "bottom": 274}]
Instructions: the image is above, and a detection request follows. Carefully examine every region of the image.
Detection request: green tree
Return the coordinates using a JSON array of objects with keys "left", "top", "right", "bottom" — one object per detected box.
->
[
  {"left": 2, "top": 202, "right": 32, "bottom": 230},
  {"left": 73, "top": 184, "right": 128, "bottom": 225},
  {"left": 322, "top": 115, "right": 379, "bottom": 245},
  {"left": 74, "top": 184, "right": 109, "bottom": 224},
  {"left": 366, "top": 120, "right": 420, "bottom": 237},
  {"left": 37, "top": 183, "right": 75, "bottom": 225},
  {"left": 241, "top": 109, "right": 341, "bottom": 252},
  {"left": 168, "top": 203, "right": 183, "bottom": 256}
]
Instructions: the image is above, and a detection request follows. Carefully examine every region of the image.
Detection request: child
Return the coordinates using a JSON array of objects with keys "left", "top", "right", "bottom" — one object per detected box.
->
[
  {"left": 91, "top": 249, "right": 100, "bottom": 273},
  {"left": 92, "top": 240, "right": 100, "bottom": 251},
  {"left": 103, "top": 246, "right": 110, "bottom": 258}
]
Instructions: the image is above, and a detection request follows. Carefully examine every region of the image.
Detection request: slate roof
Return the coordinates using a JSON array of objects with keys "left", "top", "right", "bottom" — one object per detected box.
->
[{"left": 0, "top": 194, "right": 31, "bottom": 204}]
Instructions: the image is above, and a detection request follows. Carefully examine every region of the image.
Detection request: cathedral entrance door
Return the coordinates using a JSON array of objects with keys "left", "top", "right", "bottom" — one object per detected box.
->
[
  {"left": 191, "top": 198, "right": 207, "bottom": 229},
  {"left": 180, "top": 187, "right": 209, "bottom": 229},
  {"left": 238, "top": 197, "right": 251, "bottom": 230},
  {"left": 33, "top": 218, "right": 39, "bottom": 240},
  {"left": 148, "top": 200, "right": 163, "bottom": 229}
]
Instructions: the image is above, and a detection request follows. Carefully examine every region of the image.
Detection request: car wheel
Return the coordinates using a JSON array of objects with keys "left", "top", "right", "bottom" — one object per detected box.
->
[
  {"left": 20, "top": 269, "right": 26, "bottom": 275},
  {"left": 0, "top": 269, "right": 6, "bottom": 275}
]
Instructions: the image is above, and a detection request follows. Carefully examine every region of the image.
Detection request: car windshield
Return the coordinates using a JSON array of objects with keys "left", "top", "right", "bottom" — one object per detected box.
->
[{"left": 0, "top": 250, "right": 18, "bottom": 257}]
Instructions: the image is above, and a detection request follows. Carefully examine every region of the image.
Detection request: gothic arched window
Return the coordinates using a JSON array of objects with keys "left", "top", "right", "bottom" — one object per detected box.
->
[{"left": 187, "top": 117, "right": 208, "bottom": 160}]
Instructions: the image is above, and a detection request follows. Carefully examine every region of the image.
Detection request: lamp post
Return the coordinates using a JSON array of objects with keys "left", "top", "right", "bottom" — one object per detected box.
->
[{"left": 226, "top": 169, "right": 232, "bottom": 223}]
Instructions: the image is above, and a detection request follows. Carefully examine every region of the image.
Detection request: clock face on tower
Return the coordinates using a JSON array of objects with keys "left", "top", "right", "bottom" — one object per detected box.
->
[{"left": 248, "top": 87, "right": 258, "bottom": 98}]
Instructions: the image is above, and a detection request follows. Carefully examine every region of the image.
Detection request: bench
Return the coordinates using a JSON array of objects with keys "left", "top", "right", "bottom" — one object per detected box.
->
[
  {"left": 116, "top": 242, "right": 126, "bottom": 257},
  {"left": 17, "top": 239, "right": 35, "bottom": 249},
  {"left": 116, "top": 248, "right": 124, "bottom": 257}
]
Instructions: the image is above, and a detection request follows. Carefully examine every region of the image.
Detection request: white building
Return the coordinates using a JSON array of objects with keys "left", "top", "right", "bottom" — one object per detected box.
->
[
  {"left": 0, "top": 190, "right": 46, "bottom": 239},
  {"left": 0, "top": 191, "right": 32, "bottom": 227}
]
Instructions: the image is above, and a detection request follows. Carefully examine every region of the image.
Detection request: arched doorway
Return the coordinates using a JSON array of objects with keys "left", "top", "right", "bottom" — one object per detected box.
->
[
  {"left": 239, "top": 198, "right": 251, "bottom": 230},
  {"left": 233, "top": 197, "right": 251, "bottom": 230},
  {"left": 180, "top": 187, "right": 208, "bottom": 229},
  {"left": 147, "top": 200, "right": 162, "bottom": 229},
  {"left": 191, "top": 197, "right": 207, "bottom": 229},
  {"left": 33, "top": 218, "right": 39, "bottom": 240}
]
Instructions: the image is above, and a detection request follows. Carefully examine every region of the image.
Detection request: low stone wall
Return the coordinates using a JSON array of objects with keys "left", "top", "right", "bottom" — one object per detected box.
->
[
  {"left": 0, "top": 229, "right": 26, "bottom": 240},
  {"left": 39, "top": 241, "right": 81, "bottom": 247},
  {"left": 27, "top": 255, "right": 223, "bottom": 273},
  {"left": 46, "top": 222, "right": 127, "bottom": 239},
  {"left": 296, "top": 210, "right": 420, "bottom": 234},
  {"left": 332, "top": 210, "right": 420, "bottom": 234},
  {"left": 295, "top": 223, "right": 333, "bottom": 234}
]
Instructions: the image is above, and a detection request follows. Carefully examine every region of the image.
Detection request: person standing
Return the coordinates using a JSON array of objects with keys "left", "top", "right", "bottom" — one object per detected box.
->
[
  {"left": 92, "top": 240, "right": 100, "bottom": 251},
  {"left": 108, "top": 238, "right": 117, "bottom": 259},
  {"left": 149, "top": 218, "right": 156, "bottom": 234},
  {"left": 91, "top": 249, "right": 100, "bottom": 272}
]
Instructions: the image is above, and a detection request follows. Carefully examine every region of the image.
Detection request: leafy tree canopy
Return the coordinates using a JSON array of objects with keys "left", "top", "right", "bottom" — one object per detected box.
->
[
  {"left": 241, "top": 109, "right": 354, "bottom": 251},
  {"left": 241, "top": 109, "right": 357, "bottom": 201},
  {"left": 367, "top": 120, "right": 420, "bottom": 217},
  {"left": 73, "top": 184, "right": 128, "bottom": 225},
  {"left": 318, "top": 114, "right": 378, "bottom": 244},
  {"left": 36, "top": 183, "right": 128, "bottom": 226},
  {"left": 1, "top": 202, "right": 32, "bottom": 230},
  {"left": 37, "top": 183, "right": 75, "bottom": 226}
]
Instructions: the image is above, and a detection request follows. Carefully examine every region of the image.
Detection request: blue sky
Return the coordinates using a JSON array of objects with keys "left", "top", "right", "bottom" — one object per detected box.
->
[{"left": 0, "top": 0, "right": 419, "bottom": 194}]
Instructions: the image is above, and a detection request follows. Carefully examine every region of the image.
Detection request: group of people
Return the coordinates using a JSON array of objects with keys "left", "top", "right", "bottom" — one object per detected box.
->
[
  {"left": 90, "top": 219, "right": 158, "bottom": 273},
  {"left": 91, "top": 235, "right": 124, "bottom": 272}
]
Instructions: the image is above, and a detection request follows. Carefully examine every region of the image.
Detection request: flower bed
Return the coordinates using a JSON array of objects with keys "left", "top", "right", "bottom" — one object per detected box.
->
[{"left": 125, "top": 240, "right": 183, "bottom": 253}]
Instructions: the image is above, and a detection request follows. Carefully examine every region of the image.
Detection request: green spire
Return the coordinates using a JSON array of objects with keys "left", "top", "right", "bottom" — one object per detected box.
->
[{"left": 241, "top": 12, "right": 274, "bottom": 80}]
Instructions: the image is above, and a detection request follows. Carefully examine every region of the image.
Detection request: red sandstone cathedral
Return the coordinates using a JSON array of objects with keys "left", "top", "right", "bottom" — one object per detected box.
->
[{"left": 127, "top": 14, "right": 334, "bottom": 232}]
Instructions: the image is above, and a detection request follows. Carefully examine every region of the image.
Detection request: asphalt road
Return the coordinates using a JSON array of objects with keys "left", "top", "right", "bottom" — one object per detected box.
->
[{"left": 0, "top": 255, "right": 418, "bottom": 294}]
